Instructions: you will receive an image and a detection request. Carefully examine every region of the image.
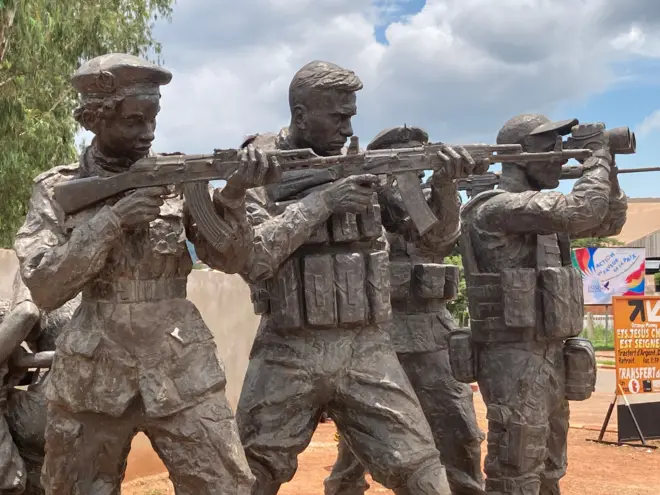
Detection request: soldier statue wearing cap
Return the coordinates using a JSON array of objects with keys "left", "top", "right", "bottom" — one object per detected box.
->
[
  {"left": 457, "top": 115, "right": 627, "bottom": 494},
  {"left": 324, "top": 125, "right": 486, "bottom": 495},
  {"left": 12, "top": 53, "right": 278, "bottom": 494},
  {"left": 195, "top": 60, "right": 485, "bottom": 495}
]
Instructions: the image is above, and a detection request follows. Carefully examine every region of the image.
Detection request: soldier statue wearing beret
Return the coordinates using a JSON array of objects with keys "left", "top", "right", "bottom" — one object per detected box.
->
[
  {"left": 458, "top": 115, "right": 627, "bottom": 494},
  {"left": 324, "top": 126, "right": 486, "bottom": 495},
  {"left": 13, "top": 53, "right": 278, "bottom": 495},
  {"left": 196, "top": 61, "right": 483, "bottom": 494}
]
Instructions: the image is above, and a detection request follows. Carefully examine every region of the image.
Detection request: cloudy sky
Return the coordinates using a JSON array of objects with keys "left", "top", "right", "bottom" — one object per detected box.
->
[{"left": 82, "top": 0, "right": 660, "bottom": 197}]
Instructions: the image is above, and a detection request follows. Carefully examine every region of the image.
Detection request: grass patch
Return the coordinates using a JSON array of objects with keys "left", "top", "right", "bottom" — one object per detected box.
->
[{"left": 580, "top": 324, "right": 614, "bottom": 350}]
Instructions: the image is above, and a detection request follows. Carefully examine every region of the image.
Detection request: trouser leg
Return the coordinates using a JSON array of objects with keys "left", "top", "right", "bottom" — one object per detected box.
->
[
  {"left": 145, "top": 389, "right": 254, "bottom": 495},
  {"left": 540, "top": 386, "right": 569, "bottom": 494},
  {"left": 0, "top": 414, "right": 25, "bottom": 494},
  {"left": 323, "top": 435, "right": 370, "bottom": 495},
  {"left": 236, "top": 343, "right": 321, "bottom": 494},
  {"left": 331, "top": 328, "right": 451, "bottom": 494},
  {"left": 399, "top": 349, "right": 486, "bottom": 495},
  {"left": 40, "top": 403, "right": 135, "bottom": 495},
  {"left": 477, "top": 343, "right": 563, "bottom": 495}
]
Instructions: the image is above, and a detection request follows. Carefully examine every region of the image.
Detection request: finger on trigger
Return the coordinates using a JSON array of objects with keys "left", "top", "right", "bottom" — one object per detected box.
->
[{"left": 352, "top": 174, "right": 378, "bottom": 185}]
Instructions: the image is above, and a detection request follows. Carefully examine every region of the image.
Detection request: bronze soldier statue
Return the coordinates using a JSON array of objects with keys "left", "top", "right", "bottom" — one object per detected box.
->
[
  {"left": 456, "top": 115, "right": 627, "bottom": 494},
  {"left": 0, "top": 272, "right": 80, "bottom": 495},
  {"left": 13, "top": 53, "right": 278, "bottom": 495},
  {"left": 195, "top": 61, "right": 482, "bottom": 495},
  {"left": 324, "top": 126, "right": 486, "bottom": 495}
]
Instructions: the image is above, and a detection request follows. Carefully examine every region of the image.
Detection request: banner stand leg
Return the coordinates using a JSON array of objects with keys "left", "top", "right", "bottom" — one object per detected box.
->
[
  {"left": 619, "top": 388, "right": 650, "bottom": 446},
  {"left": 587, "top": 389, "right": 658, "bottom": 449},
  {"left": 596, "top": 393, "right": 616, "bottom": 442}
]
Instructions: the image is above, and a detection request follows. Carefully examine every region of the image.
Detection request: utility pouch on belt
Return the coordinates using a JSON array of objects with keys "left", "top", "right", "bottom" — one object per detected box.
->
[
  {"left": 539, "top": 267, "right": 584, "bottom": 340},
  {"left": 448, "top": 327, "right": 477, "bottom": 383},
  {"left": 502, "top": 269, "right": 537, "bottom": 328},
  {"left": 563, "top": 338, "right": 597, "bottom": 401},
  {"left": 250, "top": 282, "right": 270, "bottom": 314}
]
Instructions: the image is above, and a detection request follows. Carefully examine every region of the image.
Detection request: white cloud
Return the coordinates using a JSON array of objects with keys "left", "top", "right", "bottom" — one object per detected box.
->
[
  {"left": 118, "top": 0, "right": 660, "bottom": 152},
  {"left": 637, "top": 109, "right": 660, "bottom": 136}
]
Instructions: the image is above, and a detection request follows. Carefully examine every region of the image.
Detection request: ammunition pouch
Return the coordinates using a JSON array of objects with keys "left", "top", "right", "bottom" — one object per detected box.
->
[
  {"left": 390, "top": 261, "right": 458, "bottom": 309},
  {"left": 538, "top": 267, "right": 584, "bottom": 340},
  {"left": 486, "top": 405, "right": 548, "bottom": 473},
  {"left": 563, "top": 338, "right": 597, "bottom": 401},
  {"left": 253, "top": 250, "right": 392, "bottom": 330},
  {"left": 251, "top": 282, "right": 270, "bottom": 315},
  {"left": 448, "top": 327, "right": 477, "bottom": 383},
  {"left": 389, "top": 313, "right": 450, "bottom": 353},
  {"left": 467, "top": 266, "right": 583, "bottom": 343}
]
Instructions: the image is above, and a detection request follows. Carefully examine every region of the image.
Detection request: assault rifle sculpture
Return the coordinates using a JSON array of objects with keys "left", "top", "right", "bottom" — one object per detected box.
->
[
  {"left": 458, "top": 125, "right": 639, "bottom": 197},
  {"left": 54, "top": 137, "right": 592, "bottom": 241}
]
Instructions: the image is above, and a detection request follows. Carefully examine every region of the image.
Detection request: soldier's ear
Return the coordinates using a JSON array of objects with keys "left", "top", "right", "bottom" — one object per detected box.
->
[
  {"left": 79, "top": 108, "right": 102, "bottom": 134},
  {"left": 293, "top": 104, "right": 308, "bottom": 131},
  {"left": 521, "top": 135, "right": 534, "bottom": 151}
]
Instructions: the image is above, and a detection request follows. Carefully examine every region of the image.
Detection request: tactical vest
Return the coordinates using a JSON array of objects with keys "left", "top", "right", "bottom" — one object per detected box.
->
[
  {"left": 388, "top": 255, "right": 459, "bottom": 352},
  {"left": 460, "top": 190, "right": 583, "bottom": 344},
  {"left": 252, "top": 197, "right": 392, "bottom": 330}
]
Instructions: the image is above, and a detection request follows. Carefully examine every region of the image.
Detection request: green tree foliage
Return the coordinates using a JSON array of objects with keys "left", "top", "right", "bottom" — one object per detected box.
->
[
  {"left": 445, "top": 254, "right": 469, "bottom": 326},
  {"left": 571, "top": 237, "right": 624, "bottom": 248},
  {"left": 0, "top": 0, "right": 174, "bottom": 247}
]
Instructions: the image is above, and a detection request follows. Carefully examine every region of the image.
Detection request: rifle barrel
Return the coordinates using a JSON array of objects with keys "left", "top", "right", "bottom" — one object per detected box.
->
[{"left": 617, "top": 166, "right": 660, "bottom": 174}]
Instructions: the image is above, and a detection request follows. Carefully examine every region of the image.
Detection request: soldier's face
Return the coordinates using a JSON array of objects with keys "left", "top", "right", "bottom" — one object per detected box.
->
[
  {"left": 296, "top": 90, "right": 356, "bottom": 156},
  {"left": 97, "top": 95, "right": 160, "bottom": 163},
  {"left": 523, "top": 132, "right": 564, "bottom": 190}
]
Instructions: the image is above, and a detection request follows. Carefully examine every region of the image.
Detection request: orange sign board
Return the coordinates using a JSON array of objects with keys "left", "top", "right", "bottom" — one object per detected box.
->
[{"left": 613, "top": 296, "right": 660, "bottom": 395}]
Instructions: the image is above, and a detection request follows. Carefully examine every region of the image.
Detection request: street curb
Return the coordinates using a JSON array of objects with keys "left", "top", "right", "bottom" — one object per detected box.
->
[{"left": 569, "top": 423, "right": 617, "bottom": 433}]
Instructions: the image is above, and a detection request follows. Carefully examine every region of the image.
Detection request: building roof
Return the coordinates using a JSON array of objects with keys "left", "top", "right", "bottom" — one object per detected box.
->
[{"left": 612, "top": 198, "right": 660, "bottom": 245}]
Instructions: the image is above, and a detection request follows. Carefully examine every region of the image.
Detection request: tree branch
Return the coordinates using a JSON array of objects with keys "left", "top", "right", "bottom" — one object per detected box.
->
[
  {"left": 0, "top": 76, "right": 14, "bottom": 88},
  {"left": 0, "top": 1, "right": 19, "bottom": 63}
]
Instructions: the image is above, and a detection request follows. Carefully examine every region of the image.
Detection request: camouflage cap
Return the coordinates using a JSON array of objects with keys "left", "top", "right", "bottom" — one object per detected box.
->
[
  {"left": 497, "top": 114, "right": 578, "bottom": 145},
  {"left": 367, "top": 125, "right": 429, "bottom": 150},
  {"left": 72, "top": 53, "right": 172, "bottom": 100},
  {"left": 529, "top": 118, "right": 578, "bottom": 136}
]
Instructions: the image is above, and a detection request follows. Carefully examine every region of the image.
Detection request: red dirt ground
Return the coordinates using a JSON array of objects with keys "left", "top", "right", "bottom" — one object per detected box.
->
[{"left": 121, "top": 391, "right": 660, "bottom": 494}]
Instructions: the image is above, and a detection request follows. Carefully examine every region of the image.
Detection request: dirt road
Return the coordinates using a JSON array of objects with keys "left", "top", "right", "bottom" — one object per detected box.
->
[{"left": 121, "top": 386, "right": 660, "bottom": 494}]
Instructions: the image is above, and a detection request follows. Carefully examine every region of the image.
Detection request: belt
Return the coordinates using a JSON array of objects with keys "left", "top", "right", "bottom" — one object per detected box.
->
[{"left": 82, "top": 278, "right": 187, "bottom": 303}]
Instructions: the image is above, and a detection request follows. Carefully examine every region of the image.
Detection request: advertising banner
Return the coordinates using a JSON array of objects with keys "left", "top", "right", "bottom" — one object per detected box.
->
[
  {"left": 612, "top": 296, "right": 660, "bottom": 395},
  {"left": 572, "top": 247, "right": 645, "bottom": 305}
]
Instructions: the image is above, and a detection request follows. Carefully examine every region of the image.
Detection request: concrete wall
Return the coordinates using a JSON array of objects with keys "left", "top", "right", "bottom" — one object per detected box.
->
[{"left": 0, "top": 249, "right": 260, "bottom": 409}]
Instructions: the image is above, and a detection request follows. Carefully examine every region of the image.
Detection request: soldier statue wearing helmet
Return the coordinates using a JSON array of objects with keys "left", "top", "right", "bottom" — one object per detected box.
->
[{"left": 453, "top": 114, "right": 628, "bottom": 494}]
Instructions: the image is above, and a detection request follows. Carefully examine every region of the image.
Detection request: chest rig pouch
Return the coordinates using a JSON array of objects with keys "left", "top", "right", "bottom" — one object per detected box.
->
[
  {"left": 448, "top": 327, "right": 477, "bottom": 383},
  {"left": 251, "top": 197, "right": 392, "bottom": 330},
  {"left": 460, "top": 192, "right": 584, "bottom": 344},
  {"left": 389, "top": 260, "right": 459, "bottom": 352},
  {"left": 563, "top": 337, "right": 597, "bottom": 401}
]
